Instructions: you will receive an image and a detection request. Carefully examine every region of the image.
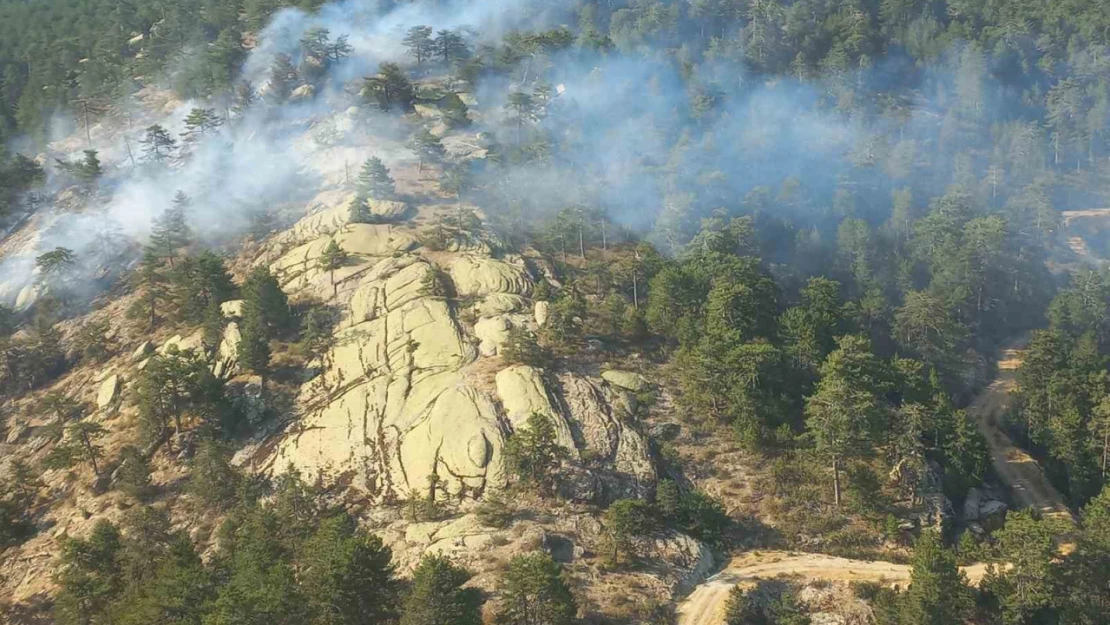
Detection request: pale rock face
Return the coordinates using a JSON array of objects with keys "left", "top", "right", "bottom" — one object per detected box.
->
[
  {"left": 96, "top": 374, "right": 121, "bottom": 410},
  {"left": 367, "top": 199, "right": 410, "bottom": 220},
  {"left": 262, "top": 203, "right": 654, "bottom": 505},
  {"left": 534, "top": 300, "right": 550, "bottom": 327},
  {"left": 158, "top": 330, "right": 206, "bottom": 355},
  {"left": 267, "top": 249, "right": 503, "bottom": 500},
  {"left": 220, "top": 300, "right": 244, "bottom": 319},
  {"left": 495, "top": 365, "right": 577, "bottom": 452},
  {"left": 474, "top": 315, "right": 512, "bottom": 357},
  {"left": 290, "top": 84, "right": 316, "bottom": 101},
  {"left": 213, "top": 322, "right": 242, "bottom": 379},
  {"left": 413, "top": 103, "right": 442, "bottom": 120},
  {"left": 448, "top": 256, "right": 532, "bottom": 298},
  {"left": 270, "top": 226, "right": 417, "bottom": 294},
  {"left": 15, "top": 283, "right": 41, "bottom": 310},
  {"left": 474, "top": 293, "right": 527, "bottom": 318},
  {"left": 275, "top": 191, "right": 353, "bottom": 246},
  {"left": 130, "top": 341, "right": 153, "bottom": 362},
  {"left": 601, "top": 370, "right": 650, "bottom": 393}
]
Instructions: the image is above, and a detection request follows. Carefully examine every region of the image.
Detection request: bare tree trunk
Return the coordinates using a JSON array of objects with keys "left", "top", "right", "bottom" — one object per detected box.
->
[
  {"left": 833, "top": 457, "right": 842, "bottom": 507},
  {"left": 632, "top": 273, "right": 639, "bottom": 309}
]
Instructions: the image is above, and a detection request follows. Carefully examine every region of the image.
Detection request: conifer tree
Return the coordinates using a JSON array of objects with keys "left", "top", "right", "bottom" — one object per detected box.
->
[
  {"left": 357, "top": 156, "right": 395, "bottom": 199},
  {"left": 240, "top": 265, "right": 290, "bottom": 336},
  {"left": 401, "top": 554, "right": 482, "bottom": 625},
  {"left": 900, "top": 530, "right": 972, "bottom": 624},
  {"left": 497, "top": 553, "right": 576, "bottom": 625},
  {"left": 267, "top": 53, "right": 298, "bottom": 104},
  {"left": 363, "top": 63, "right": 414, "bottom": 111},
  {"left": 403, "top": 26, "right": 435, "bottom": 65},
  {"left": 180, "top": 107, "right": 223, "bottom": 143},
  {"left": 318, "top": 239, "right": 348, "bottom": 297},
  {"left": 139, "top": 124, "right": 177, "bottom": 163},
  {"left": 409, "top": 128, "right": 446, "bottom": 172},
  {"left": 149, "top": 192, "right": 193, "bottom": 267},
  {"left": 127, "top": 248, "right": 168, "bottom": 329}
]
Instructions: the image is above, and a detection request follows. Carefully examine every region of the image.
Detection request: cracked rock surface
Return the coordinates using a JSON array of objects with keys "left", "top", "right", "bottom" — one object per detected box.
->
[{"left": 261, "top": 194, "right": 656, "bottom": 503}]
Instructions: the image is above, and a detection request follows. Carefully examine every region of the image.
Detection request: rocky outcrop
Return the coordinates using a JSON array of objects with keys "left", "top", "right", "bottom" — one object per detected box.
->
[
  {"left": 262, "top": 206, "right": 654, "bottom": 505},
  {"left": 534, "top": 300, "right": 550, "bottom": 326},
  {"left": 220, "top": 300, "right": 244, "bottom": 319},
  {"left": 213, "top": 322, "right": 242, "bottom": 379},
  {"left": 474, "top": 315, "right": 513, "bottom": 357},
  {"left": 963, "top": 486, "right": 1008, "bottom": 532},
  {"left": 367, "top": 199, "right": 409, "bottom": 221},
  {"left": 448, "top": 255, "right": 532, "bottom": 298},
  {"left": 601, "top": 370, "right": 649, "bottom": 393},
  {"left": 96, "top": 374, "right": 120, "bottom": 410},
  {"left": 130, "top": 341, "right": 153, "bottom": 362}
]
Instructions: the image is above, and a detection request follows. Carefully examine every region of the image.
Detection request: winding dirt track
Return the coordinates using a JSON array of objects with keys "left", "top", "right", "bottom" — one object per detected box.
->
[
  {"left": 676, "top": 338, "right": 1071, "bottom": 625},
  {"left": 676, "top": 552, "right": 995, "bottom": 625}
]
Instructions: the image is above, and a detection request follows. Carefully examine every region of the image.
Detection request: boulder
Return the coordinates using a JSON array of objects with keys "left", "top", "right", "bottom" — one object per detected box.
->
[
  {"left": 475, "top": 293, "right": 527, "bottom": 317},
  {"left": 15, "top": 283, "right": 41, "bottom": 310},
  {"left": 96, "top": 374, "right": 121, "bottom": 410},
  {"left": 647, "top": 531, "right": 715, "bottom": 591},
  {"left": 474, "top": 315, "right": 512, "bottom": 357},
  {"left": 130, "top": 341, "right": 154, "bottom": 362},
  {"left": 290, "top": 84, "right": 315, "bottom": 101},
  {"left": 449, "top": 256, "right": 532, "bottom": 297},
  {"left": 367, "top": 199, "right": 410, "bottom": 221},
  {"left": 414, "top": 103, "right": 442, "bottom": 119},
  {"left": 979, "top": 500, "right": 1009, "bottom": 532},
  {"left": 534, "top": 300, "right": 550, "bottom": 327},
  {"left": 267, "top": 254, "right": 503, "bottom": 501},
  {"left": 649, "top": 422, "right": 681, "bottom": 441},
  {"left": 963, "top": 487, "right": 983, "bottom": 522},
  {"left": 495, "top": 365, "right": 576, "bottom": 452},
  {"left": 159, "top": 330, "right": 206, "bottom": 355},
  {"left": 601, "top": 370, "right": 649, "bottom": 393},
  {"left": 221, "top": 300, "right": 244, "bottom": 318},
  {"left": 213, "top": 323, "right": 242, "bottom": 379}
]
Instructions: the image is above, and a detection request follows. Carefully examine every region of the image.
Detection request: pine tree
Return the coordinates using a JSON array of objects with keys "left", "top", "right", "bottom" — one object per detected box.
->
[
  {"left": 299, "top": 515, "right": 400, "bottom": 625},
  {"left": 401, "top": 554, "right": 482, "bottom": 625},
  {"left": 73, "top": 149, "right": 102, "bottom": 184},
  {"left": 188, "top": 439, "right": 240, "bottom": 509},
  {"left": 44, "top": 421, "right": 107, "bottom": 477},
  {"left": 403, "top": 26, "right": 435, "bottom": 65},
  {"left": 180, "top": 107, "right": 223, "bottom": 143},
  {"left": 169, "top": 251, "right": 235, "bottom": 324},
  {"left": 127, "top": 248, "right": 168, "bottom": 329},
  {"left": 232, "top": 80, "right": 256, "bottom": 116},
  {"left": 357, "top": 157, "right": 395, "bottom": 199},
  {"left": 900, "top": 530, "right": 973, "bottom": 625},
  {"left": 318, "top": 239, "right": 348, "bottom": 298},
  {"left": 266, "top": 53, "right": 298, "bottom": 104},
  {"left": 497, "top": 553, "right": 576, "bottom": 625},
  {"left": 503, "top": 412, "right": 566, "bottom": 496},
  {"left": 363, "top": 63, "right": 414, "bottom": 111},
  {"left": 149, "top": 192, "right": 193, "bottom": 267},
  {"left": 139, "top": 124, "right": 177, "bottom": 163},
  {"left": 240, "top": 265, "right": 290, "bottom": 336},
  {"left": 35, "top": 247, "right": 76, "bottom": 282},
  {"left": 409, "top": 128, "right": 446, "bottom": 172},
  {"left": 237, "top": 312, "right": 271, "bottom": 382},
  {"left": 434, "top": 30, "right": 469, "bottom": 65},
  {"left": 114, "top": 445, "right": 152, "bottom": 501},
  {"left": 348, "top": 194, "right": 373, "bottom": 224}
]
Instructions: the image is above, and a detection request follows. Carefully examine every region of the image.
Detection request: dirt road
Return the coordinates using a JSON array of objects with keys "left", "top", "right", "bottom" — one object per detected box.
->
[
  {"left": 968, "top": 337, "right": 1074, "bottom": 524},
  {"left": 676, "top": 551, "right": 994, "bottom": 625},
  {"left": 676, "top": 338, "right": 1071, "bottom": 625}
]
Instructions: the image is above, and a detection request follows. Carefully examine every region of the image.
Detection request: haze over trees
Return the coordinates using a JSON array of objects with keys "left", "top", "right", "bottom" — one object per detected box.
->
[{"left": 5, "top": 0, "right": 1110, "bottom": 622}]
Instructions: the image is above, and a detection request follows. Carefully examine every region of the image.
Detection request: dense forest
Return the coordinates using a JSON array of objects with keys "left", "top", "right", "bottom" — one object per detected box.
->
[{"left": 1, "top": 0, "right": 1110, "bottom": 623}]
